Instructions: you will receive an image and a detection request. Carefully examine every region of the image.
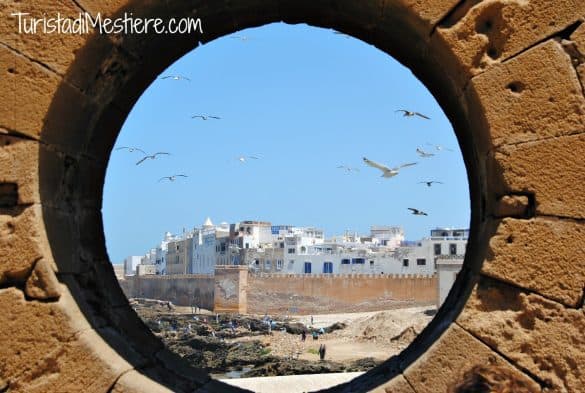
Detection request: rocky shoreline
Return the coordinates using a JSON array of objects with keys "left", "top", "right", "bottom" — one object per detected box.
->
[{"left": 131, "top": 298, "right": 382, "bottom": 378}]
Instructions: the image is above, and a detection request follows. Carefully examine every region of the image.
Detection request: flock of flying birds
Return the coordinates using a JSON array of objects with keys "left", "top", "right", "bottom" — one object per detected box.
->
[
  {"left": 114, "top": 71, "right": 262, "bottom": 182},
  {"left": 116, "top": 106, "right": 451, "bottom": 215},
  {"left": 354, "top": 109, "right": 453, "bottom": 217},
  {"left": 116, "top": 32, "right": 453, "bottom": 216}
]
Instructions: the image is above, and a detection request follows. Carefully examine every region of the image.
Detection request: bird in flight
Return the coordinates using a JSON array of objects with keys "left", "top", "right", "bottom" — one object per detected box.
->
[
  {"left": 237, "top": 155, "right": 260, "bottom": 163},
  {"left": 337, "top": 165, "right": 360, "bottom": 173},
  {"left": 408, "top": 208, "right": 428, "bottom": 216},
  {"left": 362, "top": 157, "right": 417, "bottom": 178},
  {"left": 136, "top": 152, "right": 170, "bottom": 165},
  {"left": 426, "top": 143, "right": 454, "bottom": 152},
  {"left": 115, "top": 146, "right": 146, "bottom": 154},
  {"left": 416, "top": 147, "right": 435, "bottom": 158},
  {"left": 158, "top": 174, "right": 188, "bottom": 182},
  {"left": 160, "top": 75, "right": 191, "bottom": 82},
  {"left": 419, "top": 181, "right": 443, "bottom": 187},
  {"left": 395, "top": 110, "right": 430, "bottom": 119},
  {"left": 191, "top": 115, "right": 221, "bottom": 120},
  {"left": 333, "top": 31, "right": 351, "bottom": 39}
]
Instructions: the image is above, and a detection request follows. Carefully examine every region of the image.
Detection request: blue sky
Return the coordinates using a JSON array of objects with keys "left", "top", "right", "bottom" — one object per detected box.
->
[{"left": 103, "top": 22, "right": 470, "bottom": 263}]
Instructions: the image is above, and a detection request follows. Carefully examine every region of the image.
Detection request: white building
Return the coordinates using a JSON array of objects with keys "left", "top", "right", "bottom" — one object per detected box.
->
[
  {"left": 253, "top": 227, "right": 468, "bottom": 276},
  {"left": 190, "top": 218, "right": 230, "bottom": 275},
  {"left": 123, "top": 256, "right": 143, "bottom": 276},
  {"left": 230, "top": 220, "right": 273, "bottom": 249},
  {"left": 436, "top": 256, "right": 464, "bottom": 307},
  {"left": 135, "top": 231, "right": 176, "bottom": 275},
  {"left": 131, "top": 217, "right": 467, "bottom": 279}
]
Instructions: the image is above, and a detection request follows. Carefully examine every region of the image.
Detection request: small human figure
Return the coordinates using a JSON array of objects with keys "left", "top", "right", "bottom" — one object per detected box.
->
[
  {"left": 166, "top": 301, "right": 174, "bottom": 311},
  {"left": 319, "top": 344, "right": 326, "bottom": 361},
  {"left": 319, "top": 327, "right": 325, "bottom": 335},
  {"left": 312, "top": 331, "right": 319, "bottom": 340},
  {"left": 301, "top": 330, "right": 306, "bottom": 341},
  {"left": 310, "top": 315, "right": 314, "bottom": 325}
]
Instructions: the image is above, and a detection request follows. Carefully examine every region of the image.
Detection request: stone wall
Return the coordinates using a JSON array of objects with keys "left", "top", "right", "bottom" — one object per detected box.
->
[
  {"left": 1, "top": 0, "right": 584, "bottom": 391},
  {"left": 214, "top": 266, "right": 248, "bottom": 314},
  {"left": 119, "top": 274, "right": 215, "bottom": 310},
  {"left": 247, "top": 273, "right": 437, "bottom": 315}
]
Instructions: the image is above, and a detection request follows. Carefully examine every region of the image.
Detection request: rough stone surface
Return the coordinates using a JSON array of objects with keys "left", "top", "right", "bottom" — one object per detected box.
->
[
  {"left": 0, "top": 0, "right": 90, "bottom": 75},
  {"left": 490, "top": 133, "right": 585, "bottom": 219},
  {"left": 493, "top": 194, "right": 530, "bottom": 218},
  {"left": 0, "top": 45, "right": 61, "bottom": 139},
  {"left": 25, "top": 258, "right": 61, "bottom": 300},
  {"left": 401, "top": 0, "right": 461, "bottom": 31},
  {"left": 569, "top": 19, "right": 585, "bottom": 55},
  {"left": 0, "top": 0, "right": 584, "bottom": 392},
  {"left": 372, "top": 374, "right": 415, "bottom": 393},
  {"left": 467, "top": 40, "right": 585, "bottom": 147},
  {"left": 0, "top": 45, "right": 96, "bottom": 152},
  {"left": 0, "top": 204, "right": 52, "bottom": 284},
  {"left": 435, "top": 0, "right": 585, "bottom": 83},
  {"left": 458, "top": 279, "right": 585, "bottom": 392},
  {"left": 403, "top": 324, "right": 540, "bottom": 393},
  {"left": 0, "top": 135, "right": 40, "bottom": 204},
  {"left": 483, "top": 217, "right": 585, "bottom": 307},
  {"left": 0, "top": 288, "right": 128, "bottom": 392}
]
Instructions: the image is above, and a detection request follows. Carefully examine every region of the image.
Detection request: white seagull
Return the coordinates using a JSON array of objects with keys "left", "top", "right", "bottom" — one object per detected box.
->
[
  {"left": 160, "top": 75, "right": 191, "bottom": 82},
  {"left": 395, "top": 109, "right": 430, "bottom": 119},
  {"left": 426, "top": 143, "right": 454, "bottom": 152},
  {"left": 408, "top": 207, "right": 428, "bottom": 216},
  {"left": 362, "top": 157, "right": 417, "bottom": 178},
  {"left": 337, "top": 165, "right": 360, "bottom": 173},
  {"left": 416, "top": 147, "right": 435, "bottom": 158},
  {"left": 115, "top": 146, "right": 146, "bottom": 154},
  {"left": 158, "top": 174, "right": 188, "bottom": 182},
  {"left": 191, "top": 115, "right": 221, "bottom": 120},
  {"left": 419, "top": 181, "right": 443, "bottom": 187},
  {"left": 136, "top": 152, "right": 170, "bottom": 165},
  {"left": 237, "top": 155, "right": 260, "bottom": 163}
]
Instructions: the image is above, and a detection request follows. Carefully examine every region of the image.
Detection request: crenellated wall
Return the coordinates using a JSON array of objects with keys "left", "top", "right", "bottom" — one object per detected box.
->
[
  {"left": 247, "top": 273, "right": 437, "bottom": 314},
  {"left": 119, "top": 274, "right": 215, "bottom": 310}
]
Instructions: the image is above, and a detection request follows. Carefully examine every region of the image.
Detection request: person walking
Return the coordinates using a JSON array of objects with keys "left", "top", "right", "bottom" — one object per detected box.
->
[
  {"left": 318, "top": 344, "right": 326, "bottom": 360},
  {"left": 301, "top": 330, "right": 306, "bottom": 342}
]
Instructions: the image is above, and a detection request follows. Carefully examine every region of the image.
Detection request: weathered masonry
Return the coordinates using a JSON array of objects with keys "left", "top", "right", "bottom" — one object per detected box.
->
[
  {"left": 120, "top": 267, "right": 438, "bottom": 315},
  {"left": 0, "top": 0, "right": 584, "bottom": 392}
]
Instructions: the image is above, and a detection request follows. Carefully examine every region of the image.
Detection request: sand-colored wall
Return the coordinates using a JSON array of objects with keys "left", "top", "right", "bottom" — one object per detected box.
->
[
  {"left": 119, "top": 275, "right": 215, "bottom": 310},
  {"left": 247, "top": 274, "right": 437, "bottom": 314},
  {"left": 214, "top": 267, "right": 248, "bottom": 314}
]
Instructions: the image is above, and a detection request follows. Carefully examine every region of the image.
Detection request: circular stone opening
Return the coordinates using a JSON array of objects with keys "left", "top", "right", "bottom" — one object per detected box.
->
[
  {"left": 104, "top": 23, "right": 470, "bottom": 388},
  {"left": 35, "top": 1, "right": 494, "bottom": 391}
]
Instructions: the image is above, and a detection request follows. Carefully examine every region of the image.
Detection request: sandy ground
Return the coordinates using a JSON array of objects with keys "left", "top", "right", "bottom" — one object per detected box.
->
[{"left": 232, "top": 306, "right": 435, "bottom": 363}]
